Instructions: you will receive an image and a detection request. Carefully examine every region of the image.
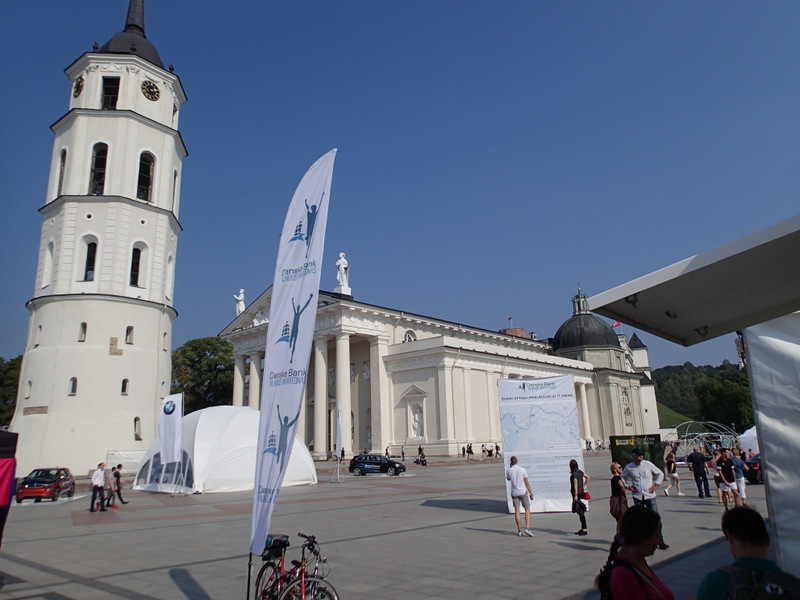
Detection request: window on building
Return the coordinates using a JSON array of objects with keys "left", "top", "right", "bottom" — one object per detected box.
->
[
  {"left": 24, "top": 381, "right": 31, "bottom": 399},
  {"left": 134, "top": 417, "right": 142, "bottom": 441},
  {"left": 136, "top": 153, "right": 155, "bottom": 201},
  {"left": 57, "top": 150, "right": 67, "bottom": 197},
  {"left": 34, "top": 325, "right": 42, "bottom": 348},
  {"left": 403, "top": 330, "right": 417, "bottom": 343},
  {"left": 89, "top": 143, "right": 108, "bottom": 195},
  {"left": 130, "top": 248, "right": 141, "bottom": 286},
  {"left": 163, "top": 331, "right": 168, "bottom": 351},
  {"left": 102, "top": 77, "right": 120, "bottom": 110},
  {"left": 84, "top": 241, "right": 97, "bottom": 281},
  {"left": 79, "top": 322, "right": 87, "bottom": 342},
  {"left": 121, "top": 379, "right": 129, "bottom": 395},
  {"left": 68, "top": 377, "right": 78, "bottom": 396},
  {"left": 42, "top": 241, "right": 54, "bottom": 288},
  {"left": 171, "top": 170, "right": 178, "bottom": 211},
  {"left": 125, "top": 326, "right": 134, "bottom": 344}
]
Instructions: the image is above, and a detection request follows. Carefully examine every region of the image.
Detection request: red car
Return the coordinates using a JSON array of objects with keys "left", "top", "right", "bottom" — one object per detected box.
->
[{"left": 15, "top": 468, "right": 75, "bottom": 503}]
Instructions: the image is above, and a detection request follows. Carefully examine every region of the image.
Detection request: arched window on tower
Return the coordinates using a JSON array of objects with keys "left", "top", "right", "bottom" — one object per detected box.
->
[
  {"left": 130, "top": 248, "right": 141, "bottom": 286},
  {"left": 84, "top": 241, "right": 97, "bottom": 281},
  {"left": 57, "top": 150, "right": 67, "bottom": 197},
  {"left": 79, "top": 322, "right": 87, "bottom": 342},
  {"left": 68, "top": 377, "right": 78, "bottom": 396},
  {"left": 42, "top": 241, "right": 54, "bottom": 288},
  {"left": 171, "top": 170, "right": 178, "bottom": 212},
  {"left": 137, "top": 152, "right": 155, "bottom": 201},
  {"left": 125, "top": 326, "right": 134, "bottom": 344},
  {"left": 102, "top": 77, "right": 120, "bottom": 110},
  {"left": 121, "top": 379, "right": 129, "bottom": 395},
  {"left": 134, "top": 417, "right": 142, "bottom": 441},
  {"left": 89, "top": 143, "right": 108, "bottom": 195}
]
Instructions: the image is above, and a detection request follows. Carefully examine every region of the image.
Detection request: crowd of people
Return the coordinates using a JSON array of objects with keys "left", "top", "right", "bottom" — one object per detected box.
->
[
  {"left": 503, "top": 445, "right": 799, "bottom": 599},
  {"left": 89, "top": 462, "right": 130, "bottom": 512}
]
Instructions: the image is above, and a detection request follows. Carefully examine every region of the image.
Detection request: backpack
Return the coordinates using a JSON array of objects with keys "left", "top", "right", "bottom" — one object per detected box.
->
[
  {"left": 724, "top": 566, "right": 800, "bottom": 599},
  {"left": 597, "top": 560, "right": 644, "bottom": 600}
]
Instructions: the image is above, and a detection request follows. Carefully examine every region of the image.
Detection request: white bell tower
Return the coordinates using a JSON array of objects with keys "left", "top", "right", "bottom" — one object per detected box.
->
[{"left": 11, "top": 0, "right": 187, "bottom": 475}]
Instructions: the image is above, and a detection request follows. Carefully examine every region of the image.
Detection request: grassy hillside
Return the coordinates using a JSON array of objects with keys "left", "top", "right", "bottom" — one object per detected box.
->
[{"left": 657, "top": 402, "right": 691, "bottom": 429}]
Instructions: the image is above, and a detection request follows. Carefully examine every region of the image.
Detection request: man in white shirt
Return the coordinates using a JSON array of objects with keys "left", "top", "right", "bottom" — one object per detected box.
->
[
  {"left": 506, "top": 456, "right": 534, "bottom": 537},
  {"left": 622, "top": 448, "right": 668, "bottom": 549},
  {"left": 90, "top": 462, "right": 107, "bottom": 512}
]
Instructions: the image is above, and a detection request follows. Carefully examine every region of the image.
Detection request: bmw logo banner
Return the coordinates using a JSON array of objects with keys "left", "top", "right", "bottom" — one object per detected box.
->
[{"left": 159, "top": 393, "right": 183, "bottom": 464}]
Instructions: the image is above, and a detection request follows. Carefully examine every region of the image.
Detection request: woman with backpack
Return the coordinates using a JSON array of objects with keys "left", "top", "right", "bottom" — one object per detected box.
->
[{"left": 595, "top": 505, "right": 674, "bottom": 599}]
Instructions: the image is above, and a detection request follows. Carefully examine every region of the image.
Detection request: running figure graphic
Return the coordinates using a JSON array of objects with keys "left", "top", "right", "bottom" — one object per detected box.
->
[
  {"left": 276, "top": 404, "right": 301, "bottom": 471},
  {"left": 289, "top": 294, "right": 314, "bottom": 363},
  {"left": 304, "top": 197, "right": 321, "bottom": 257}
]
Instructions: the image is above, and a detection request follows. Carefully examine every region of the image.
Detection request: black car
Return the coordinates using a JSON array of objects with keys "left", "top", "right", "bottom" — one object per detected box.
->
[
  {"left": 745, "top": 454, "right": 762, "bottom": 484},
  {"left": 16, "top": 468, "right": 76, "bottom": 503},
  {"left": 348, "top": 454, "right": 406, "bottom": 476}
]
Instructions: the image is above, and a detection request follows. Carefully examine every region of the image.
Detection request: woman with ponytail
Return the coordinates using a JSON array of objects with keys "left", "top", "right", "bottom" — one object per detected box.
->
[{"left": 595, "top": 505, "right": 674, "bottom": 599}]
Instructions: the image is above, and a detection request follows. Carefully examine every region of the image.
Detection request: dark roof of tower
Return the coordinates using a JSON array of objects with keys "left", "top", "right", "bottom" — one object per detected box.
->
[
  {"left": 552, "top": 290, "right": 621, "bottom": 351},
  {"left": 629, "top": 333, "right": 647, "bottom": 349},
  {"left": 97, "top": 0, "right": 164, "bottom": 69}
]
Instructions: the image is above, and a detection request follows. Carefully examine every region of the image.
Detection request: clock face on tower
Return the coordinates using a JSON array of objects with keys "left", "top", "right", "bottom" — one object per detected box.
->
[
  {"left": 73, "top": 77, "right": 84, "bottom": 98},
  {"left": 141, "top": 80, "right": 160, "bottom": 101}
]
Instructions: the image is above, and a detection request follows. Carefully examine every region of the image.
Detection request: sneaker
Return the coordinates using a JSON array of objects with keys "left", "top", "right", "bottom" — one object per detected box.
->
[
  {"left": 518, "top": 531, "right": 523, "bottom": 537},
  {"left": 664, "top": 489, "right": 669, "bottom": 496},
  {"left": 524, "top": 529, "right": 535, "bottom": 537},
  {"left": 677, "top": 492, "right": 685, "bottom": 496}
]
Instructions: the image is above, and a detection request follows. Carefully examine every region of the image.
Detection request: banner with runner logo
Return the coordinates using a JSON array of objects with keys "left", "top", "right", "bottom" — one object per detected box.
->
[
  {"left": 498, "top": 376, "right": 582, "bottom": 513},
  {"left": 249, "top": 149, "right": 337, "bottom": 554},
  {"left": 158, "top": 393, "right": 183, "bottom": 464}
]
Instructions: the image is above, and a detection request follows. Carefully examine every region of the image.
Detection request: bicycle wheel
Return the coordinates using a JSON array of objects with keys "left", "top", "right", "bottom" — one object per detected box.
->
[
  {"left": 278, "top": 576, "right": 339, "bottom": 600},
  {"left": 255, "top": 561, "right": 282, "bottom": 600}
]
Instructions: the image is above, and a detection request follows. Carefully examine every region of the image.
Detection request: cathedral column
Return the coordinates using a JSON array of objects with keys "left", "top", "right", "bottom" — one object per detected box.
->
[
  {"left": 313, "top": 336, "right": 329, "bottom": 460},
  {"left": 463, "top": 368, "right": 474, "bottom": 442},
  {"left": 436, "top": 362, "right": 456, "bottom": 450},
  {"left": 248, "top": 351, "right": 263, "bottom": 410},
  {"left": 232, "top": 355, "right": 246, "bottom": 406},
  {"left": 335, "top": 333, "right": 351, "bottom": 454},
  {"left": 486, "top": 372, "right": 499, "bottom": 440},
  {"left": 369, "top": 336, "right": 390, "bottom": 454},
  {"left": 577, "top": 381, "right": 591, "bottom": 440}
]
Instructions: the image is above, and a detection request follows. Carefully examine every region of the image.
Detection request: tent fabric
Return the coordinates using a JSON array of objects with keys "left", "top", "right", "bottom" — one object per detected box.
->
[
  {"left": 133, "top": 406, "right": 317, "bottom": 493},
  {"left": 738, "top": 426, "right": 759, "bottom": 454}
]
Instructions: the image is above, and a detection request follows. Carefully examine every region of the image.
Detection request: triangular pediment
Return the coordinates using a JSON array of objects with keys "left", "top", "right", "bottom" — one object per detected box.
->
[
  {"left": 401, "top": 385, "right": 427, "bottom": 398},
  {"left": 218, "top": 286, "right": 273, "bottom": 337}
]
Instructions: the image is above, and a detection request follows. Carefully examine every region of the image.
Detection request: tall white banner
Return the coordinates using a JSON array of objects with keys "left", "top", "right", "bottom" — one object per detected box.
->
[
  {"left": 744, "top": 313, "right": 800, "bottom": 576},
  {"left": 249, "top": 149, "right": 336, "bottom": 554},
  {"left": 158, "top": 393, "right": 183, "bottom": 464},
  {"left": 498, "top": 376, "right": 582, "bottom": 513}
]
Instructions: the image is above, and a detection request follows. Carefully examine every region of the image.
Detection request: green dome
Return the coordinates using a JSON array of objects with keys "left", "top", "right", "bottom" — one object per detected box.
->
[{"left": 552, "top": 290, "right": 620, "bottom": 351}]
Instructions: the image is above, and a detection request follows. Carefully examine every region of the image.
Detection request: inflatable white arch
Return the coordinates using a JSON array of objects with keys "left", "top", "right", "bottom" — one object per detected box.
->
[{"left": 134, "top": 406, "right": 317, "bottom": 493}]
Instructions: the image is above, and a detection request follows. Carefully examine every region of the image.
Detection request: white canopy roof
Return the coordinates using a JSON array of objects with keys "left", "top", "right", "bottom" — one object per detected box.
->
[
  {"left": 134, "top": 406, "right": 317, "bottom": 493},
  {"left": 588, "top": 214, "right": 800, "bottom": 346}
]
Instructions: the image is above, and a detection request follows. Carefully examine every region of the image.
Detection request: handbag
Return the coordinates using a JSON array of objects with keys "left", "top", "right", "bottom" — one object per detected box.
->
[
  {"left": 581, "top": 491, "right": 591, "bottom": 500},
  {"left": 609, "top": 494, "right": 628, "bottom": 520}
]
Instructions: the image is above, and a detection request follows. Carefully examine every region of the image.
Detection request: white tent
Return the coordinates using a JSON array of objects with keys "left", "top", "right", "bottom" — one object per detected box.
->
[
  {"left": 133, "top": 406, "right": 317, "bottom": 493},
  {"left": 738, "top": 425, "right": 759, "bottom": 455}
]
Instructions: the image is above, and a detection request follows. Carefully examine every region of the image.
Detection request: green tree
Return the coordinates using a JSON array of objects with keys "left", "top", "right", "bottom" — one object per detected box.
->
[
  {"left": 171, "top": 337, "right": 233, "bottom": 414},
  {"left": 695, "top": 369, "right": 753, "bottom": 431},
  {"left": 653, "top": 360, "right": 739, "bottom": 419},
  {"left": 0, "top": 355, "right": 22, "bottom": 427}
]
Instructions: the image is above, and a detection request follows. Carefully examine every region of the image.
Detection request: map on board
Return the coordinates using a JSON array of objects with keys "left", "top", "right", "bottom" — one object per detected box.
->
[{"left": 500, "top": 401, "right": 581, "bottom": 453}]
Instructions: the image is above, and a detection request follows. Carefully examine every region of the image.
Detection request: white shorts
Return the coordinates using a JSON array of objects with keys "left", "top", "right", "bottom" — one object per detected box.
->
[
  {"left": 719, "top": 480, "right": 738, "bottom": 493},
  {"left": 736, "top": 477, "right": 746, "bottom": 499}
]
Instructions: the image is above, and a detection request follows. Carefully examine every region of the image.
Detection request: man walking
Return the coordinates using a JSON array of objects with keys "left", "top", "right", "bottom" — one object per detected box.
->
[
  {"left": 506, "top": 456, "right": 534, "bottom": 537},
  {"left": 90, "top": 462, "right": 107, "bottom": 512},
  {"left": 687, "top": 446, "right": 712, "bottom": 498},
  {"left": 696, "top": 507, "right": 800, "bottom": 599},
  {"left": 717, "top": 447, "right": 740, "bottom": 510},
  {"left": 621, "top": 449, "right": 668, "bottom": 549}
]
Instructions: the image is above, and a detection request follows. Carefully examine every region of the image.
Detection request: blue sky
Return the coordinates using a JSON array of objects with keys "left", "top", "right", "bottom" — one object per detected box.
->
[{"left": 1, "top": 1, "right": 798, "bottom": 368}]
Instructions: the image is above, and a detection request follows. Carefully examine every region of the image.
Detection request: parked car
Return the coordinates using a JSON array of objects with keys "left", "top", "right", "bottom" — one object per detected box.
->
[
  {"left": 348, "top": 454, "right": 406, "bottom": 476},
  {"left": 16, "top": 468, "right": 75, "bottom": 503},
  {"left": 744, "top": 454, "right": 762, "bottom": 484}
]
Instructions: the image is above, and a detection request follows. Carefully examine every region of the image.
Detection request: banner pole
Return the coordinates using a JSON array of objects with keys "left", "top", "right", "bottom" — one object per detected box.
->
[{"left": 246, "top": 552, "right": 253, "bottom": 600}]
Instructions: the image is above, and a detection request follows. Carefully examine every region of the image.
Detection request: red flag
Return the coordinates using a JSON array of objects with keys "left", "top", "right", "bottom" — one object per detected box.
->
[{"left": 612, "top": 321, "right": 621, "bottom": 328}]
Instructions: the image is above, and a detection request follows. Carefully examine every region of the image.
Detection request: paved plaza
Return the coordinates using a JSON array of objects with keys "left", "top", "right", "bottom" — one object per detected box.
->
[{"left": 0, "top": 452, "right": 763, "bottom": 599}]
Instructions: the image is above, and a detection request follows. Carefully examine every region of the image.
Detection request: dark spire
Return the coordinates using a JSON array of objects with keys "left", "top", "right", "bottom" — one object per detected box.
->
[
  {"left": 125, "top": 0, "right": 146, "bottom": 37},
  {"left": 97, "top": 0, "right": 164, "bottom": 69}
]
